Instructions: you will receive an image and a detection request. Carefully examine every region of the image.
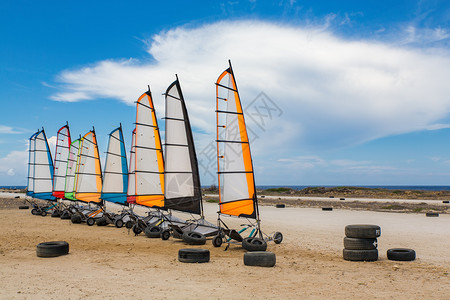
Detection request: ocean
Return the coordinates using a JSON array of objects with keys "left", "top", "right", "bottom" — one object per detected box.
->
[{"left": 4, "top": 185, "right": 450, "bottom": 191}]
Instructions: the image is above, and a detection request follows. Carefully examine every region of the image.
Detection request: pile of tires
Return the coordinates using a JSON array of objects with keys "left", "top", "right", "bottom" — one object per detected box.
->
[
  {"left": 343, "top": 224, "right": 380, "bottom": 262},
  {"left": 242, "top": 237, "right": 276, "bottom": 267}
]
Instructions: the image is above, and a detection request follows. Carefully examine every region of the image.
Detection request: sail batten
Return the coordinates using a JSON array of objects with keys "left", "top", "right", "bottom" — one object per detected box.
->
[
  {"left": 101, "top": 126, "right": 128, "bottom": 206},
  {"left": 133, "top": 91, "right": 165, "bottom": 207},
  {"left": 164, "top": 78, "right": 202, "bottom": 215},
  {"left": 216, "top": 62, "right": 257, "bottom": 219}
]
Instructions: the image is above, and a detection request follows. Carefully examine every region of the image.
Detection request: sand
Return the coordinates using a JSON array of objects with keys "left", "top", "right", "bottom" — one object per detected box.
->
[{"left": 0, "top": 195, "right": 449, "bottom": 299}]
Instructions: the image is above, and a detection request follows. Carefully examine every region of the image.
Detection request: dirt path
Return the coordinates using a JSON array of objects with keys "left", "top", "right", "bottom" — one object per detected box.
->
[{"left": 0, "top": 198, "right": 449, "bottom": 299}]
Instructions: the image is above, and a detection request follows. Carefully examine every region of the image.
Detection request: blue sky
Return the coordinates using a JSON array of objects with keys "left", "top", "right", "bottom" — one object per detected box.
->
[{"left": 1, "top": 0, "right": 450, "bottom": 186}]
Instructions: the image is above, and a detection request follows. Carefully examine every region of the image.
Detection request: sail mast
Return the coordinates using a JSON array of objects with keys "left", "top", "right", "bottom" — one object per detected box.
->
[
  {"left": 164, "top": 76, "right": 202, "bottom": 215},
  {"left": 216, "top": 60, "right": 258, "bottom": 219}
]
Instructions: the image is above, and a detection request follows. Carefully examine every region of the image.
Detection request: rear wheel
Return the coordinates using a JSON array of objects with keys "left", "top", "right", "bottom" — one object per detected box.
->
[
  {"left": 212, "top": 235, "right": 223, "bottom": 247},
  {"left": 125, "top": 221, "right": 133, "bottom": 229},
  {"left": 41, "top": 211, "right": 47, "bottom": 217},
  {"left": 31, "top": 208, "right": 38, "bottom": 215},
  {"left": 144, "top": 225, "right": 161, "bottom": 238},
  {"left": 132, "top": 224, "right": 142, "bottom": 235},
  {"left": 86, "top": 217, "right": 95, "bottom": 226},
  {"left": 161, "top": 229, "right": 171, "bottom": 240},
  {"left": 114, "top": 219, "right": 124, "bottom": 228}
]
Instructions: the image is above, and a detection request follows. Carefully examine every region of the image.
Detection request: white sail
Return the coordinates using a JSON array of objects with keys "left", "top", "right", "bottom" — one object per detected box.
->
[
  {"left": 27, "top": 132, "right": 38, "bottom": 196},
  {"left": 53, "top": 124, "right": 71, "bottom": 198},
  {"left": 33, "top": 130, "right": 55, "bottom": 199},
  {"left": 65, "top": 139, "right": 80, "bottom": 199},
  {"left": 127, "top": 129, "right": 136, "bottom": 203}
]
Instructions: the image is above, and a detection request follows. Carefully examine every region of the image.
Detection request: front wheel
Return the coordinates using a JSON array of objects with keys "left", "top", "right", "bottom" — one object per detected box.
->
[
  {"left": 31, "top": 208, "right": 38, "bottom": 215},
  {"left": 161, "top": 229, "right": 171, "bottom": 240},
  {"left": 212, "top": 235, "right": 223, "bottom": 247},
  {"left": 125, "top": 221, "right": 133, "bottom": 229},
  {"left": 274, "top": 232, "right": 283, "bottom": 244},
  {"left": 41, "top": 211, "right": 47, "bottom": 217}
]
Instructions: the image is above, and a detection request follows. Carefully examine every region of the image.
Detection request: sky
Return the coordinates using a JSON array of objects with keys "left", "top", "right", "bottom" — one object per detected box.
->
[{"left": 1, "top": 0, "right": 450, "bottom": 187}]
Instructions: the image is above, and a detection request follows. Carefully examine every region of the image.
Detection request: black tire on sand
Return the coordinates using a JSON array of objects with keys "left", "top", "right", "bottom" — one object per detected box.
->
[
  {"left": 182, "top": 231, "right": 206, "bottom": 245},
  {"left": 36, "top": 241, "right": 69, "bottom": 258},
  {"left": 19, "top": 205, "right": 29, "bottom": 210},
  {"left": 178, "top": 248, "right": 210, "bottom": 263},
  {"left": 244, "top": 251, "right": 276, "bottom": 267},
  {"left": 343, "top": 237, "right": 378, "bottom": 250},
  {"left": 343, "top": 249, "right": 378, "bottom": 261},
  {"left": 242, "top": 237, "right": 267, "bottom": 252},
  {"left": 345, "top": 224, "right": 381, "bottom": 239},
  {"left": 145, "top": 225, "right": 162, "bottom": 238},
  {"left": 387, "top": 248, "right": 416, "bottom": 261}
]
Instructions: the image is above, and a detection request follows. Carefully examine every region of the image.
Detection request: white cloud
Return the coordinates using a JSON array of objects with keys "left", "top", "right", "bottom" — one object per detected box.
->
[
  {"left": 0, "top": 125, "right": 24, "bottom": 134},
  {"left": 49, "top": 20, "right": 450, "bottom": 155},
  {"left": 0, "top": 150, "right": 28, "bottom": 184}
]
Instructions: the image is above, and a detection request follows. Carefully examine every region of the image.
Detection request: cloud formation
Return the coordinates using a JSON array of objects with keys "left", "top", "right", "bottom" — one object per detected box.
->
[{"left": 50, "top": 20, "right": 450, "bottom": 154}]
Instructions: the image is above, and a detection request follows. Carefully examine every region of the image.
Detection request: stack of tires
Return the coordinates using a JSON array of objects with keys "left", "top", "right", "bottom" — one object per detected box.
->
[
  {"left": 242, "top": 237, "right": 276, "bottom": 267},
  {"left": 343, "top": 224, "right": 380, "bottom": 262}
]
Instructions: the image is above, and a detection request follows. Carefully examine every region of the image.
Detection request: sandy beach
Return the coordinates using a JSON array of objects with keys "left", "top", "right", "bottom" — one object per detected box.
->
[{"left": 0, "top": 193, "right": 449, "bottom": 299}]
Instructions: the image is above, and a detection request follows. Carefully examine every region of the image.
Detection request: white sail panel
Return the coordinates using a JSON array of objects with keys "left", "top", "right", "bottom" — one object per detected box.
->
[
  {"left": 102, "top": 128, "right": 125, "bottom": 193},
  {"left": 65, "top": 139, "right": 80, "bottom": 194},
  {"left": 127, "top": 129, "right": 136, "bottom": 202},
  {"left": 33, "top": 130, "right": 53, "bottom": 194},
  {"left": 53, "top": 125, "right": 70, "bottom": 197},
  {"left": 27, "top": 132, "right": 37, "bottom": 195}
]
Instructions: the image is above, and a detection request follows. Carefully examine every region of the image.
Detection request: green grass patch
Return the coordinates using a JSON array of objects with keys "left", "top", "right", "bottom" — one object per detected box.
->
[{"left": 265, "top": 187, "right": 293, "bottom": 193}]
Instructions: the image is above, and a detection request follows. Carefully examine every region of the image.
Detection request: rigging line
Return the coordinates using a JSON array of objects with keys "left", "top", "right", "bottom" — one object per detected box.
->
[
  {"left": 55, "top": 159, "right": 69, "bottom": 163},
  {"left": 217, "top": 96, "right": 227, "bottom": 101},
  {"left": 33, "top": 177, "right": 53, "bottom": 180},
  {"left": 103, "top": 171, "right": 127, "bottom": 175},
  {"left": 79, "top": 153, "right": 99, "bottom": 160},
  {"left": 58, "top": 132, "right": 70, "bottom": 138},
  {"left": 56, "top": 145, "right": 70, "bottom": 149},
  {"left": 164, "top": 171, "right": 192, "bottom": 174},
  {"left": 108, "top": 133, "right": 122, "bottom": 143},
  {"left": 135, "top": 122, "right": 158, "bottom": 129},
  {"left": 215, "top": 110, "right": 243, "bottom": 115},
  {"left": 215, "top": 82, "right": 237, "bottom": 92},
  {"left": 75, "top": 172, "right": 101, "bottom": 176},
  {"left": 34, "top": 163, "right": 52, "bottom": 166},
  {"left": 136, "top": 101, "right": 155, "bottom": 111}
]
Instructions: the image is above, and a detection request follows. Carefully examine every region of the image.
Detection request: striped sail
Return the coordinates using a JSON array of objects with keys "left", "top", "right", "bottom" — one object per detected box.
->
[
  {"left": 216, "top": 61, "right": 257, "bottom": 218},
  {"left": 133, "top": 90, "right": 165, "bottom": 208},
  {"left": 127, "top": 129, "right": 136, "bottom": 204},
  {"left": 27, "top": 131, "right": 38, "bottom": 197},
  {"left": 101, "top": 125, "right": 128, "bottom": 205},
  {"left": 65, "top": 138, "right": 81, "bottom": 201},
  {"left": 33, "top": 129, "right": 56, "bottom": 201},
  {"left": 52, "top": 124, "right": 71, "bottom": 198},
  {"left": 164, "top": 78, "right": 202, "bottom": 215},
  {"left": 75, "top": 130, "right": 102, "bottom": 203}
]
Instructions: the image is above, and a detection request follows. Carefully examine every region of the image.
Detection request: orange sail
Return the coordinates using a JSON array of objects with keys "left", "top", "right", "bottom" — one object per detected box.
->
[
  {"left": 74, "top": 130, "right": 103, "bottom": 203},
  {"left": 216, "top": 61, "right": 257, "bottom": 219},
  {"left": 133, "top": 90, "right": 165, "bottom": 208}
]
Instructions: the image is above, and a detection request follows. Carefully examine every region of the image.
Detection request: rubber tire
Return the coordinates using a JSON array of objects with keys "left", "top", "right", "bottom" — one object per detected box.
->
[
  {"left": 158, "top": 229, "right": 170, "bottom": 240},
  {"left": 345, "top": 225, "right": 381, "bottom": 239},
  {"left": 178, "top": 248, "right": 210, "bottom": 263},
  {"left": 276, "top": 204, "right": 285, "bottom": 208},
  {"left": 132, "top": 224, "right": 142, "bottom": 235},
  {"left": 114, "top": 219, "right": 124, "bottom": 228},
  {"left": 125, "top": 221, "right": 133, "bottom": 229},
  {"left": 36, "top": 241, "right": 69, "bottom": 258},
  {"left": 51, "top": 210, "right": 60, "bottom": 218},
  {"left": 60, "top": 211, "right": 71, "bottom": 220},
  {"left": 344, "top": 237, "right": 377, "bottom": 250},
  {"left": 244, "top": 251, "right": 276, "bottom": 267},
  {"left": 242, "top": 237, "right": 267, "bottom": 252},
  {"left": 212, "top": 235, "right": 223, "bottom": 247},
  {"left": 71, "top": 214, "right": 82, "bottom": 224},
  {"left": 182, "top": 231, "right": 206, "bottom": 245},
  {"left": 144, "top": 225, "right": 161, "bottom": 238},
  {"left": 322, "top": 207, "right": 333, "bottom": 211},
  {"left": 19, "top": 205, "right": 29, "bottom": 209},
  {"left": 387, "top": 248, "right": 416, "bottom": 261},
  {"left": 96, "top": 217, "right": 108, "bottom": 226},
  {"left": 31, "top": 208, "right": 38, "bottom": 215},
  {"left": 274, "top": 232, "right": 283, "bottom": 244},
  {"left": 86, "top": 217, "right": 95, "bottom": 226},
  {"left": 340, "top": 198, "right": 345, "bottom": 200},
  {"left": 41, "top": 211, "right": 47, "bottom": 217},
  {"left": 443, "top": 200, "right": 449, "bottom": 204},
  {"left": 426, "top": 212, "right": 439, "bottom": 217},
  {"left": 343, "top": 249, "right": 378, "bottom": 261}
]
